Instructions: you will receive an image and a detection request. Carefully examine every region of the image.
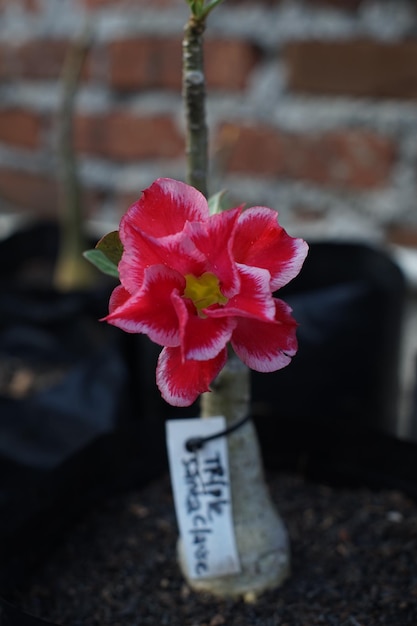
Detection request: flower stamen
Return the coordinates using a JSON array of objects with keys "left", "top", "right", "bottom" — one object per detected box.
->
[{"left": 184, "top": 272, "right": 228, "bottom": 316}]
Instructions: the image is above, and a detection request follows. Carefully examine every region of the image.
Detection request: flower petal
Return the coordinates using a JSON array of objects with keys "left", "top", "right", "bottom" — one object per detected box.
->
[
  {"left": 156, "top": 346, "right": 228, "bottom": 406},
  {"left": 185, "top": 207, "right": 241, "bottom": 297},
  {"left": 171, "top": 290, "right": 236, "bottom": 361},
  {"left": 231, "top": 298, "right": 298, "bottom": 372},
  {"left": 107, "top": 284, "right": 130, "bottom": 313},
  {"left": 121, "top": 177, "right": 209, "bottom": 239},
  {"left": 233, "top": 207, "right": 308, "bottom": 291},
  {"left": 104, "top": 265, "right": 184, "bottom": 346},
  {"left": 207, "top": 264, "right": 275, "bottom": 322},
  {"left": 118, "top": 226, "right": 205, "bottom": 294}
]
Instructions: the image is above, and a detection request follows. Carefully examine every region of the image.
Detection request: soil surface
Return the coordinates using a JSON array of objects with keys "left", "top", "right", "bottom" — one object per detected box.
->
[{"left": 7, "top": 471, "right": 417, "bottom": 626}]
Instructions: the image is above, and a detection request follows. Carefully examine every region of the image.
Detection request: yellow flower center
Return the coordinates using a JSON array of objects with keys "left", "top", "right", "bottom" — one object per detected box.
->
[{"left": 184, "top": 272, "right": 228, "bottom": 316}]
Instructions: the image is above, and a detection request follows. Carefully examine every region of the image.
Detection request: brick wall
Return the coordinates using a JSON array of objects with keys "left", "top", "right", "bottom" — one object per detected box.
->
[{"left": 1, "top": 0, "right": 417, "bottom": 247}]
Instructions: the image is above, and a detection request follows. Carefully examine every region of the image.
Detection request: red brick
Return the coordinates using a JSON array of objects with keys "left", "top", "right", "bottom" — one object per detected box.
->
[
  {"left": 216, "top": 123, "right": 285, "bottom": 177},
  {"left": 386, "top": 224, "right": 417, "bottom": 248},
  {"left": 217, "top": 123, "right": 396, "bottom": 189},
  {"left": 108, "top": 38, "right": 182, "bottom": 92},
  {"left": 0, "top": 168, "right": 106, "bottom": 218},
  {"left": 292, "top": 204, "right": 325, "bottom": 223},
  {"left": 220, "top": 0, "right": 282, "bottom": 7},
  {"left": 74, "top": 112, "right": 184, "bottom": 161},
  {"left": 82, "top": 0, "right": 129, "bottom": 6},
  {"left": 0, "top": 39, "right": 93, "bottom": 82},
  {"left": 0, "top": 45, "right": 10, "bottom": 80},
  {"left": 285, "top": 39, "right": 417, "bottom": 99},
  {"left": 0, "top": 169, "right": 58, "bottom": 216},
  {"left": 25, "top": 0, "right": 40, "bottom": 9},
  {"left": 289, "top": 130, "right": 396, "bottom": 188},
  {"left": 115, "top": 191, "right": 145, "bottom": 219},
  {"left": 15, "top": 40, "right": 70, "bottom": 79},
  {"left": 0, "top": 108, "right": 42, "bottom": 149},
  {"left": 0, "top": 42, "right": 21, "bottom": 80},
  {"left": 108, "top": 37, "right": 260, "bottom": 92},
  {"left": 205, "top": 39, "right": 261, "bottom": 90},
  {"left": 82, "top": 188, "right": 114, "bottom": 219},
  {"left": 0, "top": 0, "right": 40, "bottom": 9},
  {"left": 303, "top": 0, "right": 363, "bottom": 7},
  {"left": 82, "top": 0, "right": 183, "bottom": 7}
]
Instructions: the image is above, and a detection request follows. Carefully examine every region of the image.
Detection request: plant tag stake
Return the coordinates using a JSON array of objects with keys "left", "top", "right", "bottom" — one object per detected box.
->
[{"left": 166, "top": 417, "right": 241, "bottom": 579}]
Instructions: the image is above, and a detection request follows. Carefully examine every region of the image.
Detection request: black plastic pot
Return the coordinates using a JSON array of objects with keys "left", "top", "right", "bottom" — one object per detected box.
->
[
  {"left": 254, "top": 241, "right": 405, "bottom": 429},
  {"left": 0, "top": 222, "right": 167, "bottom": 593},
  {"left": 253, "top": 240, "right": 413, "bottom": 490}
]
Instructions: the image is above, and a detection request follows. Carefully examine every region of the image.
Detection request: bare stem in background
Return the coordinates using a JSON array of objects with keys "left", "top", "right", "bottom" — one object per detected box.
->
[
  {"left": 54, "top": 24, "right": 95, "bottom": 291},
  {"left": 182, "top": 15, "right": 208, "bottom": 198}
]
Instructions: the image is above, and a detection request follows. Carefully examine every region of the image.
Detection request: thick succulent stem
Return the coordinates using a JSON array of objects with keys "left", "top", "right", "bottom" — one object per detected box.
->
[
  {"left": 178, "top": 353, "right": 290, "bottom": 598},
  {"left": 182, "top": 15, "right": 208, "bottom": 198}
]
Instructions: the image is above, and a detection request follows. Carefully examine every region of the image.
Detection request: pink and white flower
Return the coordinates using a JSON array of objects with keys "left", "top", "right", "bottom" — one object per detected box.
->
[{"left": 104, "top": 178, "right": 308, "bottom": 406}]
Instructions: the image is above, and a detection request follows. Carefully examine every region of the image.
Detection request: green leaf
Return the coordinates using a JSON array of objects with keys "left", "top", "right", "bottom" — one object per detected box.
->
[
  {"left": 203, "top": 0, "right": 224, "bottom": 16},
  {"left": 83, "top": 249, "right": 120, "bottom": 278},
  {"left": 186, "top": 0, "right": 199, "bottom": 15},
  {"left": 186, "top": 0, "right": 223, "bottom": 18},
  {"left": 208, "top": 189, "right": 229, "bottom": 215},
  {"left": 96, "top": 230, "right": 123, "bottom": 267},
  {"left": 83, "top": 230, "right": 123, "bottom": 277}
]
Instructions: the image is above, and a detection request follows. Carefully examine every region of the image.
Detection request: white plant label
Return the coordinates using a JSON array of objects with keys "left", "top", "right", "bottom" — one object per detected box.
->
[{"left": 166, "top": 417, "right": 241, "bottom": 579}]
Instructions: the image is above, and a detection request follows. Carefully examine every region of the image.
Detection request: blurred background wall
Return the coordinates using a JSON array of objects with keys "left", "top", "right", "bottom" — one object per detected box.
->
[
  {"left": 0, "top": 0, "right": 417, "bottom": 246},
  {"left": 0, "top": 0, "right": 417, "bottom": 438}
]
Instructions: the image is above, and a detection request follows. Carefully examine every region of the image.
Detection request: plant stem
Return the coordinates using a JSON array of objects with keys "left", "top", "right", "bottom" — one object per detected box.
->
[
  {"left": 54, "top": 24, "right": 95, "bottom": 291},
  {"left": 181, "top": 350, "right": 290, "bottom": 597},
  {"left": 182, "top": 14, "right": 208, "bottom": 198},
  {"left": 179, "top": 2, "right": 291, "bottom": 597}
]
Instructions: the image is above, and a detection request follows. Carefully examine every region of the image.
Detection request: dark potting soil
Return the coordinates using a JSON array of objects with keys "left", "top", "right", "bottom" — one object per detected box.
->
[{"left": 6, "top": 472, "right": 417, "bottom": 626}]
